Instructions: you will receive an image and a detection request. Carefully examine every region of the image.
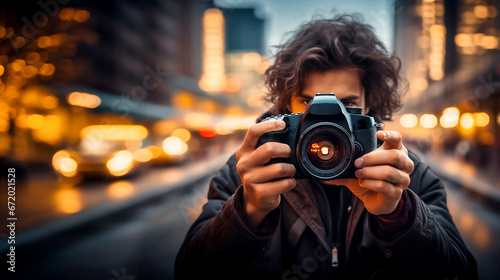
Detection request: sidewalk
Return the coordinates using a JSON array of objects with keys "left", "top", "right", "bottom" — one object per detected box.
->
[{"left": 415, "top": 149, "right": 500, "bottom": 209}]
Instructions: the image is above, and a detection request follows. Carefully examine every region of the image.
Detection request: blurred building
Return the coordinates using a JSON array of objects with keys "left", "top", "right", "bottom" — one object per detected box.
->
[
  {"left": 0, "top": 0, "right": 262, "bottom": 179},
  {"left": 393, "top": 0, "right": 500, "bottom": 174},
  {"left": 220, "top": 7, "right": 270, "bottom": 112}
]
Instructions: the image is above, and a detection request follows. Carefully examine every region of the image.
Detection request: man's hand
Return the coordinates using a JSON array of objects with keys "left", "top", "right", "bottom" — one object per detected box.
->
[
  {"left": 334, "top": 131, "right": 414, "bottom": 215},
  {"left": 236, "top": 120, "right": 297, "bottom": 228}
]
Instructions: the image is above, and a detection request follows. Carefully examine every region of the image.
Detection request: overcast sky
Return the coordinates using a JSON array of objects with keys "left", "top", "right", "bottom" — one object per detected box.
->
[{"left": 215, "top": 0, "right": 395, "bottom": 57}]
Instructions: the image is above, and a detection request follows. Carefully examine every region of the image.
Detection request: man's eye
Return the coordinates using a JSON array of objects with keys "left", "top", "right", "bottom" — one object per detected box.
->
[
  {"left": 302, "top": 100, "right": 310, "bottom": 105},
  {"left": 343, "top": 101, "right": 356, "bottom": 107}
]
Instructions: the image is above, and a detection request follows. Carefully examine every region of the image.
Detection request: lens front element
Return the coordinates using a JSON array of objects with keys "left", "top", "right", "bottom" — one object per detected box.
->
[
  {"left": 298, "top": 123, "right": 354, "bottom": 180},
  {"left": 307, "top": 140, "right": 342, "bottom": 167}
]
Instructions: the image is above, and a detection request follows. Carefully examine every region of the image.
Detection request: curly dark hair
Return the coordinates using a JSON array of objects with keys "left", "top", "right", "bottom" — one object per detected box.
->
[{"left": 265, "top": 14, "right": 407, "bottom": 121}]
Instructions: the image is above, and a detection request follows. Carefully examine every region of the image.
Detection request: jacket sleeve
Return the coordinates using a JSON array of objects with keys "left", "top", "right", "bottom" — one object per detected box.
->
[
  {"left": 368, "top": 151, "right": 478, "bottom": 279},
  {"left": 174, "top": 154, "right": 280, "bottom": 279}
]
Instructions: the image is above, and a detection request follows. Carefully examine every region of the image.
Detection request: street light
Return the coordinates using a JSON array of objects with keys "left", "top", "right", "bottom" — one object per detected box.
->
[{"left": 420, "top": 114, "right": 438, "bottom": 128}]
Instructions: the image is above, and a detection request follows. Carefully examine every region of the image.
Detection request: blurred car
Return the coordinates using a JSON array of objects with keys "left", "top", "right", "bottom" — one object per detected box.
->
[{"left": 52, "top": 125, "right": 149, "bottom": 178}]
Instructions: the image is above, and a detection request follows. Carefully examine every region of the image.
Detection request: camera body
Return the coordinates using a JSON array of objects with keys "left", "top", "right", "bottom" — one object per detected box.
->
[{"left": 257, "top": 93, "right": 379, "bottom": 180}]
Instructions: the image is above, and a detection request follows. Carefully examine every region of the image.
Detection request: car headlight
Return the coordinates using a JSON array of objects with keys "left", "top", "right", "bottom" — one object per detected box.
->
[
  {"left": 106, "top": 150, "right": 134, "bottom": 176},
  {"left": 52, "top": 150, "right": 78, "bottom": 177}
]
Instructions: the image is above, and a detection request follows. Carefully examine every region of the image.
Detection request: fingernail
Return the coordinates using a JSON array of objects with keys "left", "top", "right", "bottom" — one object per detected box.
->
[
  {"left": 354, "top": 169, "right": 361, "bottom": 177},
  {"left": 277, "top": 120, "right": 285, "bottom": 128},
  {"left": 354, "top": 157, "right": 364, "bottom": 168},
  {"left": 381, "top": 131, "right": 388, "bottom": 139}
]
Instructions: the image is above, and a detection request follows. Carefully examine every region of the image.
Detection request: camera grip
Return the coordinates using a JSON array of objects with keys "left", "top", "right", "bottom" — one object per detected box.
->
[
  {"left": 353, "top": 126, "right": 377, "bottom": 157},
  {"left": 256, "top": 128, "right": 292, "bottom": 165}
]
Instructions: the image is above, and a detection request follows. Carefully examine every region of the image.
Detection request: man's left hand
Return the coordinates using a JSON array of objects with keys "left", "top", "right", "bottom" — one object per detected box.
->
[{"left": 333, "top": 130, "right": 414, "bottom": 215}]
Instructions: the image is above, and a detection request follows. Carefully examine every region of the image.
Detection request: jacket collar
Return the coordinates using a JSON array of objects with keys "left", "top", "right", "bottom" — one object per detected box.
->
[{"left": 282, "top": 179, "right": 365, "bottom": 256}]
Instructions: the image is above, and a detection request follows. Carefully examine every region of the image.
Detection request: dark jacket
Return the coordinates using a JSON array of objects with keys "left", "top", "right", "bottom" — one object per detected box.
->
[{"left": 175, "top": 111, "right": 477, "bottom": 279}]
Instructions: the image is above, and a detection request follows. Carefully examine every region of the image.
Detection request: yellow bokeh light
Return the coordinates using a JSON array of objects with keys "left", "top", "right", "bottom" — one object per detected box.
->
[
  {"left": 481, "top": 36, "right": 498, "bottom": 49},
  {"left": 474, "top": 5, "right": 489, "bottom": 19},
  {"left": 67, "top": 91, "right": 101, "bottom": 108},
  {"left": 39, "top": 63, "right": 55, "bottom": 76},
  {"left": 54, "top": 188, "right": 82, "bottom": 213},
  {"left": 60, "top": 158, "right": 78, "bottom": 176},
  {"left": 200, "top": 8, "right": 226, "bottom": 93},
  {"left": 74, "top": 10, "right": 90, "bottom": 23},
  {"left": 440, "top": 107, "right": 460, "bottom": 128},
  {"left": 460, "top": 113, "right": 474, "bottom": 130},
  {"left": 400, "top": 114, "right": 418, "bottom": 128},
  {"left": 242, "top": 52, "right": 261, "bottom": 66},
  {"left": 27, "top": 114, "right": 44, "bottom": 129},
  {"left": 147, "top": 145, "right": 162, "bottom": 159},
  {"left": 52, "top": 150, "right": 78, "bottom": 177},
  {"left": 474, "top": 112, "right": 489, "bottom": 127},
  {"left": 429, "top": 24, "right": 446, "bottom": 37},
  {"left": 224, "top": 75, "right": 242, "bottom": 93},
  {"left": 106, "top": 150, "right": 134, "bottom": 176},
  {"left": 81, "top": 125, "right": 148, "bottom": 141},
  {"left": 163, "top": 136, "right": 188, "bottom": 155},
  {"left": 171, "top": 128, "right": 191, "bottom": 142},
  {"left": 42, "top": 95, "right": 59, "bottom": 109},
  {"left": 37, "top": 36, "right": 52, "bottom": 48},
  {"left": 420, "top": 114, "right": 438, "bottom": 128},
  {"left": 173, "top": 91, "right": 194, "bottom": 108},
  {"left": 59, "top": 8, "right": 75, "bottom": 21},
  {"left": 133, "top": 148, "right": 153, "bottom": 162},
  {"left": 26, "top": 52, "right": 41, "bottom": 64},
  {"left": 0, "top": 65, "right": 4, "bottom": 76},
  {"left": 412, "top": 77, "right": 428, "bottom": 91},
  {"left": 21, "top": 65, "right": 38, "bottom": 78},
  {"left": 11, "top": 59, "right": 26, "bottom": 72},
  {"left": 455, "top": 33, "right": 472, "bottom": 47},
  {"left": 184, "top": 112, "right": 212, "bottom": 129},
  {"left": 108, "top": 181, "right": 135, "bottom": 199}
]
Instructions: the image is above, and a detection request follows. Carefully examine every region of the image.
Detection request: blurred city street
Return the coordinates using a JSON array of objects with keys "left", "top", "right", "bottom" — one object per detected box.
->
[{"left": 1, "top": 0, "right": 500, "bottom": 279}]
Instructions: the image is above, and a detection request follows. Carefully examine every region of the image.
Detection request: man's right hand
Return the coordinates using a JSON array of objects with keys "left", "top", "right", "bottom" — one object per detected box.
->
[{"left": 235, "top": 120, "right": 297, "bottom": 228}]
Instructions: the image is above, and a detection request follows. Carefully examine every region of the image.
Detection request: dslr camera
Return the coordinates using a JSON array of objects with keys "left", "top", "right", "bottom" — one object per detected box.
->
[{"left": 257, "top": 93, "right": 380, "bottom": 180}]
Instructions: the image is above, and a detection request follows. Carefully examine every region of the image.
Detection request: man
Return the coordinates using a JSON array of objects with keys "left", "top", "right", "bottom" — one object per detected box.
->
[{"left": 175, "top": 15, "right": 477, "bottom": 279}]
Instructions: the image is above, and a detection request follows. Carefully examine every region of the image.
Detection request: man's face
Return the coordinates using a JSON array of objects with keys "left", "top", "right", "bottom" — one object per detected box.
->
[{"left": 289, "top": 69, "right": 368, "bottom": 114}]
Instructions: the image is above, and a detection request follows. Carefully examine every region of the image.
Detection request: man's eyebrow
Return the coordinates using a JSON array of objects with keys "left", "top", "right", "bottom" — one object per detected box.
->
[
  {"left": 296, "top": 92, "right": 313, "bottom": 99},
  {"left": 340, "top": 95, "right": 360, "bottom": 101},
  {"left": 298, "top": 93, "right": 360, "bottom": 101}
]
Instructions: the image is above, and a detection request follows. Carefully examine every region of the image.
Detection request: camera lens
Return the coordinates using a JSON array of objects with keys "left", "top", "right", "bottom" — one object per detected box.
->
[
  {"left": 298, "top": 123, "right": 353, "bottom": 180},
  {"left": 307, "top": 140, "right": 342, "bottom": 166}
]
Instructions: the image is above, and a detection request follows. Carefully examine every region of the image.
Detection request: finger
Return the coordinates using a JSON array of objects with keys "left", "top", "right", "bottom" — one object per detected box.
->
[
  {"left": 377, "top": 130, "right": 403, "bottom": 150},
  {"left": 355, "top": 165, "right": 410, "bottom": 187},
  {"left": 244, "top": 163, "right": 296, "bottom": 184},
  {"left": 358, "top": 178, "right": 403, "bottom": 198},
  {"left": 253, "top": 142, "right": 292, "bottom": 165},
  {"left": 238, "top": 120, "right": 286, "bottom": 157},
  {"left": 355, "top": 149, "right": 414, "bottom": 173},
  {"left": 256, "top": 177, "right": 297, "bottom": 197},
  {"left": 237, "top": 143, "right": 292, "bottom": 175},
  {"left": 246, "top": 178, "right": 297, "bottom": 199}
]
